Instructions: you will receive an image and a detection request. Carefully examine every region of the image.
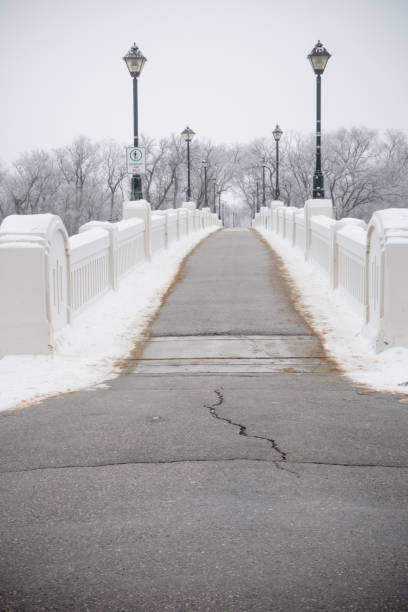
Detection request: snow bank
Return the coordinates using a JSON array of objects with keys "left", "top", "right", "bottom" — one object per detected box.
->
[
  {"left": 256, "top": 227, "right": 408, "bottom": 395},
  {"left": 0, "top": 227, "right": 219, "bottom": 412}
]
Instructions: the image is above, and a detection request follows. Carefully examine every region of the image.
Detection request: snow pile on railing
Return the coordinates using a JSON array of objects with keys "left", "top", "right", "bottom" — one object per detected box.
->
[
  {"left": 0, "top": 201, "right": 221, "bottom": 357},
  {"left": 253, "top": 199, "right": 408, "bottom": 392}
]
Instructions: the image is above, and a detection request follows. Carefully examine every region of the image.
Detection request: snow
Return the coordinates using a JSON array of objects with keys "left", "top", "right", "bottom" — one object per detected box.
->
[
  {"left": 311, "top": 215, "right": 335, "bottom": 229},
  {"left": 376, "top": 208, "right": 408, "bottom": 229},
  {"left": 0, "top": 227, "right": 219, "bottom": 412},
  {"left": 337, "top": 225, "right": 367, "bottom": 244},
  {"left": 0, "top": 213, "right": 56, "bottom": 235},
  {"left": 0, "top": 239, "right": 43, "bottom": 249},
  {"left": 69, "top": 228, "right": 109, "bottom": 248},
  {"left": 372, "top": 208, "right": 408, "bottom": 245},
  {"left": 256, "top": 227, "right": 408, "bottom": 396}
]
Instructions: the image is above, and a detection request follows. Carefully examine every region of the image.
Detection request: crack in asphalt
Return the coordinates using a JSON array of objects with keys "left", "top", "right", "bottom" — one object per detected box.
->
[
  {"left": 1, "top": 458, "right": 407, "bottom": 475},
  {"left": 206, "top": 389, "right": 287, "bottom": 462},
  {"left": 2, "top": 392, "right": 407, "bottom": 476}
]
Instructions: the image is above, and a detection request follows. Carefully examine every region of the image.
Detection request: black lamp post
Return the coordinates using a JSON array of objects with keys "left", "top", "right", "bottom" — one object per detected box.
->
[
  {"left": 260, "top": 157, "right": 267, "bottom": 207},
  {"left": 123, "top": 43, "right": 147, "bottom": 200},
  {"left": 181, "top": 126, "right": 195, "bottom": 201},
  {"left": 307, "top": 40, "right": 331, "bottom": 199},
  {"left": 256, "top": 180, "right": 260, "bottom": 213},
  {"left": 211, "top": 178, "right": 217, "bottom": 214},
  {"left": 202, "top": 159, "right": 208, "bottom": 208},
  {"left": 217, "top": 190, "right": 222, "bottom": 220},
  {"left": 272, "top": 124, "right": 283, "bottom": 201}
]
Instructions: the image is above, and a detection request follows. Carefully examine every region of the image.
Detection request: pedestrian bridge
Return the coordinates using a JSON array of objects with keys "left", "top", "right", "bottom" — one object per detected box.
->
[
  {"left": 1, "top": 199, "right": 408, "bottom": 610},
  {"left": 1, "top": 198, "right": 407, "bottom": 358},
  {"left": 1, "top": 203, "right": 408, "bottom": 610}
]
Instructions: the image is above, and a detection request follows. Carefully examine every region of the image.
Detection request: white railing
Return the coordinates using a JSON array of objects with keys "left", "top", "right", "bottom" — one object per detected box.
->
[
  {"left": 178, "top": 209, "right": 188, "bottom": 238},
  {"left": 253, "top": 199, "right": 408, "bottom": 351},
  {"left": 151, "top": 213, "right": 166, "bottom": 254},
  {"left": 309, "top": 216, "right": 334, "bottom": 277},
  {"left": 283, "top": 208, "right": 299, "bottom": 247},
  {"left": 70, "top": 228, "right": 110, "bottom": 316},
  {"left": 294, "top": 211, "right": 306, "bottom": 252},
  {"left": 117, "top": 218, "right": 145, "bottom": 279},
  {"left": 336, "top": 222, "right": 367, "bottom": 321},
  {"left": 0, "top": 200, "right": 220, "bottom": 355},
  {"left": 165, "top": 210, "right": 178, "bottom": 247}
]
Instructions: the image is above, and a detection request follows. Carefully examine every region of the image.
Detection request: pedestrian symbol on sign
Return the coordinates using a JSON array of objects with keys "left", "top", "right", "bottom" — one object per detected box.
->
[{"left": 130, "top": 148, "right": 143, "bottom": 162}]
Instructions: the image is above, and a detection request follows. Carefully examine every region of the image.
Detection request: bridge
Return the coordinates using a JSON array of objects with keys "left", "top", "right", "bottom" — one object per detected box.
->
[{"left": 0, "top": 198, "right": 408, "bottom": 610}]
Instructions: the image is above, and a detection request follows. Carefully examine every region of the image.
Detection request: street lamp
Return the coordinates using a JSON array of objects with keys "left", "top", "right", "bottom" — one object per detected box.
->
[
  {"left": 181, "top": 126, "right": 195, "bottom": 201},
  {"left": 307, "top": 40, "right": 331, "bottom": 199},
  {"left": 256, "top": 180, "right": 260, "bottom": 213},
  {"left": 260, "top": 157, "right": 267, "bottom": 207},
  {"left": 123, "top": 42, "right": 147, "bottom": 200},
  {"left": 217, "top": 190, "right": 222, "bottom": 220},
  {"left": 202, "top": 159, "right": 208, "bottom": 208},
  {"left": 211, "top": 178, "right": 217, "bottom": 214},
  {"left": 272, "top": 124, "right": 283, "bottom": 201}
]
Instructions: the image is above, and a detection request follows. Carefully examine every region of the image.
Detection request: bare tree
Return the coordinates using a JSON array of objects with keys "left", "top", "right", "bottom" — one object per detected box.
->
[
  {"left": 55, "top": 136, "right": 101, "bottom": 233},
  {"left": 100, "top": 140, "right": 127, "bottom": 221},
  {"left": 2, "top": 128, "right": 407, "bottom": 230}
]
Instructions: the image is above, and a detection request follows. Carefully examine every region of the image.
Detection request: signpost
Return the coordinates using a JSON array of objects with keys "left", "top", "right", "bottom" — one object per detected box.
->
[{"left": 126, "top": 146, "right": 146, "bottom": 174}]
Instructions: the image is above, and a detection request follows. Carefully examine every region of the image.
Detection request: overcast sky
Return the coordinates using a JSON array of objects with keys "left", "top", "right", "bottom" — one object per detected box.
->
[{"left": 1, "top": 0, "right": 407, "bottom": 165}]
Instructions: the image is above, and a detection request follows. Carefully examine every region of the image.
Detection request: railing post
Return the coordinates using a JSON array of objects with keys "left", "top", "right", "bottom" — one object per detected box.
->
[
  {"left": 0, "top": 214, "right": 70, "bottom": 355},
  {"left": 365, "top": 209, "right": 408, "bottom": 350},
  {"left": 304, "top": 198, "right": 333, "bottom": 259},
  {"left": 123, "top": 199, "right": 152, "bottom": 262}
]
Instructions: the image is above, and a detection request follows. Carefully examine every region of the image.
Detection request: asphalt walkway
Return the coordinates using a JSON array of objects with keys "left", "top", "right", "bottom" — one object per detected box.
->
[{"left": 0, "top": 229, "right": 407, "bottom": 611}]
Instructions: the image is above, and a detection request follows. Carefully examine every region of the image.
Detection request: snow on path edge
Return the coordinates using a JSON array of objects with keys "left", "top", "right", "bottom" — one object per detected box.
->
[{"left": 256, "top": 227, "right": 408, "bottom": 397}]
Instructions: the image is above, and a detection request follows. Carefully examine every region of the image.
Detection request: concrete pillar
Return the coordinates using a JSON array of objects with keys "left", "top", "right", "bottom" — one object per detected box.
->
[
  {"left": 122, "top": 200, "right": 152, "bottom": 262},
  {"left": 365, "top": 209, "right": 408, "bottom": 351},
  {"left": 304, "top": 198, "right": 333, "bottom": 259},
  {"left": 0, "top": 214, "right": 69, "bottom": 355}
]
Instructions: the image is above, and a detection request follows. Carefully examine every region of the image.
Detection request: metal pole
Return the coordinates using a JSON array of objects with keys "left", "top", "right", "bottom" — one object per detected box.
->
[
  {"left": 131, "top": 76, "right": 142, "bottom": 200},
  {"left": 204, "top": 165, "right": 208, "bottom": 208},
  {"left": 218, "top": 192, "right": 221, "bottom": 220},
  {"left": 213, "top": 182, "right": 216, "bottom": 214},
  {"left": 256, "top": 180, "right": 259, "bottom": 213},
  {"left": 262, "top": 164, "right": 266, "bottom": 207},
  {"left": 222, "top": 203, "right": 225, "bottom": 226},
  {"left": 275, "top": 140, "right": 280, "bottom": 201},
  {"left": 186, "top": 140, "right": 191, "bottom": 201},
  {"left": 313, "top": 73, "right": 324, "bottom": 198}
]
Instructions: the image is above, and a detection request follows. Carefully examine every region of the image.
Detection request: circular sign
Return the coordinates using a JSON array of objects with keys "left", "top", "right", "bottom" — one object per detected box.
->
[{"left": 130, "top": 148, "right": 143, "bottom": 162}]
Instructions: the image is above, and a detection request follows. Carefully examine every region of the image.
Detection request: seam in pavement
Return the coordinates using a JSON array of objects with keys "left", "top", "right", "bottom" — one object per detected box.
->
[
  {"left": 1, "top": 459, "right": 408, "bottom": 475},
  {"left": 206, "top": 389, "right": 287, "bottom": 461},
  {"left": 149, "top": 332, "right": 317, "bottom": 338}
]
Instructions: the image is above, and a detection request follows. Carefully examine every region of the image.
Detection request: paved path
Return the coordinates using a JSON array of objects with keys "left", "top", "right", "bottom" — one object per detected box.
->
[{"left": 1, "top": 229, "right": 407, "bottom": 611}]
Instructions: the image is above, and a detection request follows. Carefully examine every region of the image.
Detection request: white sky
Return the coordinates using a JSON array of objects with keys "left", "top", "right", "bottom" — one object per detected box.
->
[{"left": 1, "top": 0, "right": 407, "bottom": 164}]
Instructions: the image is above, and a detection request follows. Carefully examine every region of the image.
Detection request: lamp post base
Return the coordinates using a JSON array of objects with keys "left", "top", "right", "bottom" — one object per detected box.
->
[
  {"left": 312, "top": 171, "right": 325, "bottom": 199},
  {"left": 131, "top": 174, "right": 143, "bottom": 200}
]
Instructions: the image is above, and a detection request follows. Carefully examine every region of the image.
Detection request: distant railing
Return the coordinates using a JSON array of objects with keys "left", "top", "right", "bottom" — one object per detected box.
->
[{"left": 253, "top": 199, "right": 408, "bottom": 352}]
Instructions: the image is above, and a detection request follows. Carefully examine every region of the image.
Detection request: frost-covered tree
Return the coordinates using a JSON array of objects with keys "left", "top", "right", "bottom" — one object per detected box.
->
[
  {"left": 1, "top": 128, "right": 407, "bottom": 231},
  {"left": 55, "top": 136, "right": 102, "bottom": 233},
  {"left": 98, "top": 140, "right": 127, "bottom": 221}
]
